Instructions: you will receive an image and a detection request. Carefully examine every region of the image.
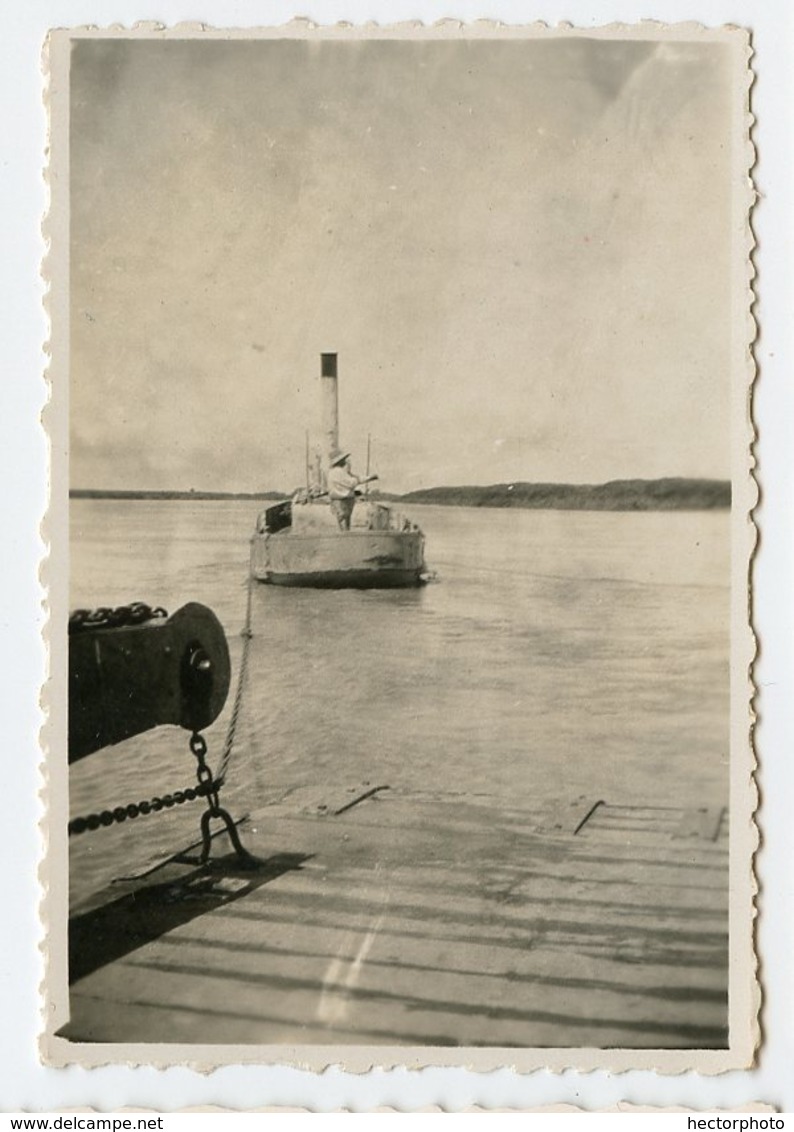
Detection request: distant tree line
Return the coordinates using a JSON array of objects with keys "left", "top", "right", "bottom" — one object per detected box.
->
[{"left": 395, "top": 478, "right": 731, "bottom": 511}]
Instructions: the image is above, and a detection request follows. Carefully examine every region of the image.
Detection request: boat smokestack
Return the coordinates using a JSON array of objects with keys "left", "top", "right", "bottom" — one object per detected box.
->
[{"left": 321, "top": 352, "right": 339, "bottom": 464}]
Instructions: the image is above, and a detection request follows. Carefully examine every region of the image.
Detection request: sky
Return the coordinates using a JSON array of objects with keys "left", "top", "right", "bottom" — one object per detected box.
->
[{"left": 69, "top": 34, "right": 736, "bottom": 494}]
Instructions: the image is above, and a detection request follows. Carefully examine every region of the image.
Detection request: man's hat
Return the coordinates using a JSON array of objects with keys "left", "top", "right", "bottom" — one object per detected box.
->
[{"left": 330, "top": 449, "right": 351, "bottom": 466}]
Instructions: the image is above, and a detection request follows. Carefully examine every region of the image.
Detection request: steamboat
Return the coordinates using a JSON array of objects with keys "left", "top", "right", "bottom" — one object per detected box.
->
[{"left": 251, "top": 353, "right": 427, "bottom": 588}]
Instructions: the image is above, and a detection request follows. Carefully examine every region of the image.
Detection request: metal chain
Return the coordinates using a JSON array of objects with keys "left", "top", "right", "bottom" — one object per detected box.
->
[
  {"left": 68, "top": 778, "right": 214, "bottom": 836},
  {"left": 69, "top": 602, "right": 168, "bottom": 634},
  {"left": 189, "top": 731, "right": 221, "bottom": 811},
  {"left": 68, "top": 730, "right": 230, "bottom": 837}
]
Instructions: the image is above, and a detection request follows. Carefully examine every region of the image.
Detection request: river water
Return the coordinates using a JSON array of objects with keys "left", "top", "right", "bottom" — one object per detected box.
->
[{"left": 69, "top": 500, "right": 730, "bottom": 905}]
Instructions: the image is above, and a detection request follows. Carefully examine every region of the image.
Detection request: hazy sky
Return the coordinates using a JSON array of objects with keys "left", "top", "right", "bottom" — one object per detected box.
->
[{"left": 70, "top": 35, "right": 735, "bottom": 493}]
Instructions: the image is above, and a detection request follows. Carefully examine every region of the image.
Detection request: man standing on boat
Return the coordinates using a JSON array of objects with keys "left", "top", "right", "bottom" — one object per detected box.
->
[{"left": 327, "top": 450, "right": 378, "bottom": 530}]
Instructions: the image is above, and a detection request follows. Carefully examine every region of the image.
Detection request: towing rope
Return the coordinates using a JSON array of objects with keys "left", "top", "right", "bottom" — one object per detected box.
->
[{"left": 215, "top": 539, "right": 256, "bottom": 788}]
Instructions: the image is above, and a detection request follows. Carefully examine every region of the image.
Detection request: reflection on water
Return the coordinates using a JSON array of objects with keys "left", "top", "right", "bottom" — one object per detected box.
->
[{"left": 69, "top": 500, "right": 729, "bottom": 904}]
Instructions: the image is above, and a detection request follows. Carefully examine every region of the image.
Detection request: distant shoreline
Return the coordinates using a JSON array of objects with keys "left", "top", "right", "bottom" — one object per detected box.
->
[
  {"left": 70, "top": 489, "right": 283, "bottom": 502},
  {"left": 70, "top": 478, "right": 730, "bottom": 511}
]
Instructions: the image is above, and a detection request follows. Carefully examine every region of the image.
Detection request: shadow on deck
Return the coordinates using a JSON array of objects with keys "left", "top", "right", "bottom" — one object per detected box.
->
[{"left": 62, "top": 790, "right": 729, "bottom": 1049}]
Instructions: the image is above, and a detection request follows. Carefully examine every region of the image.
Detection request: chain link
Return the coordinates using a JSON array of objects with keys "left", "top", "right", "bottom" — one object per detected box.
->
[
  {"left": 69, "top": 602, "right": 168, "bottom": 634},
  {"left": 189, "top": 731, "right": 222, "bottom": 813},
  {"left": 68, "top": 778, "right": 215, "bottom": 836}
]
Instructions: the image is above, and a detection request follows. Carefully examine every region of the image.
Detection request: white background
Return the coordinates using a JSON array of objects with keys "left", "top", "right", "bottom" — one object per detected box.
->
[{"left": 2, "top": 0, "right": 791, "bottom": 1114}]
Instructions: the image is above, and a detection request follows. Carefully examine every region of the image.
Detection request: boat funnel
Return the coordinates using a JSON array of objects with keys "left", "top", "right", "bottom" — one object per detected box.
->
[{"left": 320, "top": 352, "right": 339, "bottom": 466}]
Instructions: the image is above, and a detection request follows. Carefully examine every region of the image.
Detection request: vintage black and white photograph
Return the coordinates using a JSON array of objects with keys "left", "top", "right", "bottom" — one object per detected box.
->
[{"left": 46, "top": 22, "right": 755, "bottom": 1068}]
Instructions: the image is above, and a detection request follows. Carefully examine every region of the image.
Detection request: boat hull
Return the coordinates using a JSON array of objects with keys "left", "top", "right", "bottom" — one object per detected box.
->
[{"left": 252, "top": 529, "right": 426, "bottom": 589}]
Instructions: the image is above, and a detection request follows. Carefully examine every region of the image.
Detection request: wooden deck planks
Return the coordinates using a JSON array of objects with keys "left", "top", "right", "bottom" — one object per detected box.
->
[{"left": 64, "top": 791, "right": 729, "bottom": 1048}]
